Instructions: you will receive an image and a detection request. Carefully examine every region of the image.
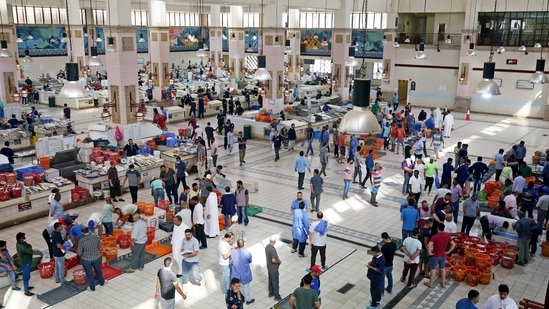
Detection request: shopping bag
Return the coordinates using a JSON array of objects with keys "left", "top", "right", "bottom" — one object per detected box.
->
[
  {"left": 435, "top": 175, "right": 441, "bottom": 189},
  {"left": 301, "top": 140, "right": 305, "bottom": 147}
]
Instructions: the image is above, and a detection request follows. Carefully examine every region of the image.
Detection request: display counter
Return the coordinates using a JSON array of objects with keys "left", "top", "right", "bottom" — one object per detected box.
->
[
  {"left": 143, "top": 106, "right": 186, "bottom": 124},
  {"left": 227, "top": 114, "right": 334, "bottom": 140},
  {"left": 161, "top": 149, "right": 197, "bottom": 168},
  {"left": 0, "top": 183, "right": 75, "bottom": 229},
  {"left": 38, "top": 91, "right": 104, "bottom": 110},
  {"left": 74, "top": 159, "right": 164, "bottom": 193},
  {"left": 0, "top": 128, "right": 32, "bottom": 151}
]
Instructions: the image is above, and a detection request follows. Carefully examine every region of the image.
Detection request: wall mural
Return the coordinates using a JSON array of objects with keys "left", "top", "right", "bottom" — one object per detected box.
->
[
  {"left": 222, "top": 27, "right": 229, "bottom": 52},
  {"left": 16, "top": 26, "right": 67, "bottom": 57},
  {"left": 83, "top": 27, "right": 106, "bottom": 55},
  {"left": 169, "top": 27, "right": 210, "bottom": 52},
  {"left": 351, "top": 30, "right": 384, "bottom": 59},
  {"left": 136, "top": 27, "right": 149, "bottom": 53},
  {"left": 244, "top": 28, "right": 259, "bottom": 53},
  {"left": 300, "top": 30, "right": 332, "bottom": 56}
]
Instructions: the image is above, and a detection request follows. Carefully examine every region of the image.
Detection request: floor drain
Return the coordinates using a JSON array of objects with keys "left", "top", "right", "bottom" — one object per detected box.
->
[{"left": 337, "top": 283, "right": 355, "bottom": 294}]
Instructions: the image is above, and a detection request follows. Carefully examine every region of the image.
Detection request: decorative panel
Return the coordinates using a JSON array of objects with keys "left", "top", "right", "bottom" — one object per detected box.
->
[
  {"left": 238, "top": 33, "right": 243, "bottom": 40},
  {"left": 125, "top": 85, "right": 137, "bottom": 124},
  {"left": 77, "top": 56, "right": 84, "bottom": 78},
  {"left": 122, "top": 37, "right": 134, "bottom": 52},
  {"left": 152, "top": 62, "right": 159, "bottom": 87},
  {"left": 3, "top": 72, "right": 16, "bottom": 103},
  {"left": 151, "top": 32, "right": 158, "bottom": 41},
  {"left": 265, "top": 35, "right": 273, "bottom": 46},
  {"left": 161, "top": 33, "right": 168, "bottom": 42},
  {"left": 162, "top": 62, "right": 170, "bottom": 86},
  {"left": 110, "top": 85, "right": 120, "bottom": 124},
  {"left": 75, "top": 30, "right": 82, "bottom": 38},
  {"left": 335, "top": 35, "right": 343, "bottom": 44}
]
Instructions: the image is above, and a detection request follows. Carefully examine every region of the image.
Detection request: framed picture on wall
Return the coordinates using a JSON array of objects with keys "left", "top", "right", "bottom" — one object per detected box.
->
[
  {"left": 516, "top": 80, "right": 534, "bottom": 89},
  {"left": 493, "top": 78, "right": 502, "bottom": 87}
]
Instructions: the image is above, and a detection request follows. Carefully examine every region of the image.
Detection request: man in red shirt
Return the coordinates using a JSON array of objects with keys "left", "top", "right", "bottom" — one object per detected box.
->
[
  {"left": 395, "top": 124, "right": 406, "bottom": 155},
  {"left": 424, "top": 223, "right": 455, "bottom": 288}
]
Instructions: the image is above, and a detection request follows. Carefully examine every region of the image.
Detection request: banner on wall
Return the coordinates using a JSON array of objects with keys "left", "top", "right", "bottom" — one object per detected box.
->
[
  {"left": 16, "top": 26, "right": 67, "bottom": 57},
  {"left": 243, "top": 28, "right": 259, "bottom": 53},
  {"left": 351, "top": 30, "right": 384, "bottom": 59},
  {"left": 300, "top": 30, "right": 332, "bottom": 56},
  {"left": 169, "top": 27, "right": 210, "bottom": 52}
]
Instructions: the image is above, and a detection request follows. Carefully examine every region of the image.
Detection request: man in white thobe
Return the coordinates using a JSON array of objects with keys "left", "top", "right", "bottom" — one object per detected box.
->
[
  {"left": 203, "top": 186, "right": 220, "bottom": 238},
  {"left": 433, "top": 107, "right": 442, "bottom": 129},
  {"left": 171, "top": 215, "right": 189, "bottom": 277},
  {"left": 443, "top": 111, "right": 454, "bottom": 138}
]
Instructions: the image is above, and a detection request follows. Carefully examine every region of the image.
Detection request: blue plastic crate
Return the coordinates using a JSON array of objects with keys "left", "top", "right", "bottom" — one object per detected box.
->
[
  {"left": 163, "top": 132, "right": 176, "bottom": 139},
  {"left": 166, "top": 137, "right": 178, "bottom": 148}
]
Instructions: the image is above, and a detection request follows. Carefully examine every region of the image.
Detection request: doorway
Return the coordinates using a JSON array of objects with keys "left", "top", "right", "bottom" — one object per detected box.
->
[{"left": 398, "top": 80, "right": 408, "bottom": 108}]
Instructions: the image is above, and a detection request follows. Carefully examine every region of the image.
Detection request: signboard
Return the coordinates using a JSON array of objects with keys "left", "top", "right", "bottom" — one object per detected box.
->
[
  {"left": 18, "top": 202, "right": 32, "bottom": 212},
  {"left": 516, "top": 80, "right": 534, "bottom": 90},
  {"left": 506, "top": 59, "right": 518, "bottom": 65}
]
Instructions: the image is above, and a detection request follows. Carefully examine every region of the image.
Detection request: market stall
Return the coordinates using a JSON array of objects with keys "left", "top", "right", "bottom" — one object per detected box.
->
[
  {"left": 0, "top": 170, "right": 74, "bottom": 229},
  {"left": 74, "top": 155, "right": 164, "bottom": 194},
  {"left": 0, "top": 128, "right": 32, "bottom": 151},
  {"left": 160, "top": 146, "right": 197, "bottom": 168}
]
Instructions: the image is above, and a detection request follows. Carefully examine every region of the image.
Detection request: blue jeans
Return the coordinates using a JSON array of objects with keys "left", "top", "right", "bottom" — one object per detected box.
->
[
  {"left": 220, "top": 265, "right": 230, "bottom": 293},
  {"left": 402, "top": 229, "right": 413, "bottom": 241},
  {"left": 0, "top": 267, "right": 16, "bottom": 287},
  {"left": 103, "top": 222, "right": 114, "bottom": 235},
  {"left": 343, "top": 179, "right": 351, "bottom": 198},
  {"left": 242, "top": 282, "right": 251, "bottom": 302},
  {"left": 82, "top": 258, "right": 105, "bottom": 291},
  {"left": 384, "top": 265, "right": 393, "bottom": 293},
  {"left": 54, "top": 256, "right": 65, "bottom": 283},
  {"left": 182, "top": 260, "right": 202, "bottom": 284},
  {"left": 237, "top": 206, "right": 249, "bottom": 225},
  {"left": 22, "top": 264, "right": 31, "bottom": 292},
  {"left": 297, "top": 172, "right": 305, "bottom": 189},
  {"left": 223, "top": 215, "right": 231, "bottom": 230},
  {"left": 403, "top": 173, "right": 411, "bottom": 193},
  {"left": 153, "top": 188, "right": 165, "bottom": 205},
  {"left": 370, "top": 281, "right": 383, "bottom": 306},
  {"left": 306, "top": 139, "right": 314, "bottom": 155},
  {"left": 473, "top": 176, "right": 482, "bottom": 192}
]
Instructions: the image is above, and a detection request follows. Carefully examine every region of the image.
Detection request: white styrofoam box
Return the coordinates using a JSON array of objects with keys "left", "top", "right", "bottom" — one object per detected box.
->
[
  {"left": 88, "top": 124, "right": 107, "bottom": 131},
  {"left": 243, "top": 180, "right": 259, "bottom": 193},
  {"left": 44, "top": 168, "right": 60, "bottom": 180}
]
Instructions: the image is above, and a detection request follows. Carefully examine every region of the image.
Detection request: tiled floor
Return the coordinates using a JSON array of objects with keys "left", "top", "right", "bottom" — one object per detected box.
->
[{"left": 2, "top": 105, "right": 549, "bottom": 308}]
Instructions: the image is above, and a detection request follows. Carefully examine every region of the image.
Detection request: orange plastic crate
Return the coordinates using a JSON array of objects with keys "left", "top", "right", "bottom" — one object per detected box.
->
[{"left": 145, "top": 242, "right": 172, "bottom": 257}]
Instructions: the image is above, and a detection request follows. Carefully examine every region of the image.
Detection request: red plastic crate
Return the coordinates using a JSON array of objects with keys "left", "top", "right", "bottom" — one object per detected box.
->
[
  {"left": 92, "top": 263, "right": 123, "bottom": 280},
  {"left": 145, "top": 242, "right": 172, "bottom": 257}
]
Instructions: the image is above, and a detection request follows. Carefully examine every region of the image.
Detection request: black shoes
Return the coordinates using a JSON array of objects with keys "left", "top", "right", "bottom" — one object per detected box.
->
[{"left": 246, "top": 299, "right": 255, "bottom": 305}]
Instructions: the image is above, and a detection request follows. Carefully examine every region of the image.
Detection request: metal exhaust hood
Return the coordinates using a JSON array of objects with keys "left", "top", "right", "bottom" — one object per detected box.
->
[{"left": 338, "top": 79, "right": 382, "bottom": 135}]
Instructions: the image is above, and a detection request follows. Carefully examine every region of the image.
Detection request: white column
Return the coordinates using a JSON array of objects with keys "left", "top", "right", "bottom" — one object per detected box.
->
[
  {"left": 230, "top": 6, "right": 243, "bottom": 28},
  {"left": 149, "top": 0, "right": 167, "bottom": 27},
  {"left": 210, "top": 5, "right": 221, "bottom": 27}
]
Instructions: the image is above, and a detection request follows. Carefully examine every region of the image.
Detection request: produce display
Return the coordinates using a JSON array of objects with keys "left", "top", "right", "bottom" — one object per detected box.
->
[
  {"left": 75, "top": 155, "right": 163, "bottom": 179},
  {"left": 0, "top": 128, "right": 31, "bottom": 140}
]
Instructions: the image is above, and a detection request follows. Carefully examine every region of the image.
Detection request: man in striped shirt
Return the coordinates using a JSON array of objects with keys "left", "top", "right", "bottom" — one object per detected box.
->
[{"left": 369, "top": 162, "right": 383, "bottom": 207}]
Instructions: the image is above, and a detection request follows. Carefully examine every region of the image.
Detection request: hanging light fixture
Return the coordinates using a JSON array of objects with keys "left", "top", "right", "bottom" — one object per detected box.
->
[
  {"left": 393, "top": 37, "right": 400, "bottom": 48},
  {"left": 231, "top": 33, "right": 236, "bottom": 41},
  {"left": 496, "top": 41, "right": 505, "bottom": 53},
  {"left": 138, "top": 0, "right": 146, "bottom": 43},
  {"left": 87, "top": 0, "right": 103, "bottom": 66},
  {"left": 61, "top": 33, "right": 68, "bottom": 43},
  {"left": 0, "top": 9, "right": 12, "bottom": 58},
  {"left": 274, "top": 36, "right": 281, "bottom": 47},
  {"left": 464, "top": 36, "right": 471, "bottom": 44},
  {"left": 382, "top": 35, "right": 387, "bottom": 44},
  {"left": 529, "top": 0, "right": 549, "bottom": 83},
  {"left": 16, "top": 35, "right": 23, "bottom": 43},
  {"left": 22, "top": 49, "right": 32, "bottom": 62},
  {"left": 445, "top": 0, "right": 454, "bottom": 44},
  {"left": 59, "top": 0, "right": 86, "bottom": 99},
  {"left": 252, "top": 33, "right": 257, "bottom": 40},
  {"left": 474, "top": 0, "right": 501, "bottom": 96},
  {"left": 253, "top": 55, "right": 271, "bottom": 81},
  {"left": 518, "top": 41, "right": 527, "bottom": 52},
  {"left": 222, "top": 31, "right": 228, "bottom": 40},
  {"left": 196, "top": 41, "right": 208, "bottom": 58},
  {"left": 529, "top": 59, "right": 549, "bottom": 84},
  {"left": 404, "top": 35, "right": 410, "bottom": 43},
  {"left": 534, "top": 39, "right": 542, "bottom": 48},
  {"left": 27, "top": 33, "right": 33, "bottom": 40},
  {"left": 253, "top": 0, "right": 271, "bottom": 81},
  {"left": 284, "top": 39, "right": 293, "bottom": 54},
  {"left": 415, "top": 40, "right": 427, "bottom": 59},
  {"left": 246, "top": 44, "right": 254, "bottom": 52},
  {"left": 106, "top": 0, "right": 116, "bottom": 52},
  {"left": 466, "top": 43, "right": 476, "bottom": 56},
  {"left": 445, "top": 35, "right": 452, "bottom": 44}
]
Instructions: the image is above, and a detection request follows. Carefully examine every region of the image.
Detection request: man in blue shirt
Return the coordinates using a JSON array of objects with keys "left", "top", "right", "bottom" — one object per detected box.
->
[
  {"left": 494, "top": 148, "right": 505, "bottom": 182},
  {"left": 51, "top": 223, "right": 67, "bottom": 284},
  {"left": 294, "top": 151, "right": 311, "bottom": 190},
  {"left": 470, "top": 157, "right": 488, "bottom": 193},
  {"left": 401, "top": 202, "right": 420, "bottom": 240},
  {"left": 361, "top": 150, "right": 375, "bottom": 189},
  {"left": 516, "top": 141, "right": 526, "bottom": 165},
  {"left": 512, "top": 170, "right": 526, "bottom": 193},
  {"left": 366, "top": 246, "right": 385, "bottom": 309},
  {"left": 123, "top": 139, "right": 139, "bottom": 157},
  {"left": 290, "top": 192, "right": 309, "bottom": 212},
  {"left": 175, "top": 157, "right": 188, "bottom": 190},
  {"left": 456, "top": 289, "right": 480, "bottom": 309}
]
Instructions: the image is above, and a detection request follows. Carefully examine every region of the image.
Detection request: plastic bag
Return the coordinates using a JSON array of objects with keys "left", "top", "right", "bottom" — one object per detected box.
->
[
  {"left": 115, "top": 125, "right": 124, "bottom": 141},
  {"left": 435, "top": 175, "right": 440, "bottom": 188},
  {"left": 301, "top": 140, "right": 305, "bottom": 147}
]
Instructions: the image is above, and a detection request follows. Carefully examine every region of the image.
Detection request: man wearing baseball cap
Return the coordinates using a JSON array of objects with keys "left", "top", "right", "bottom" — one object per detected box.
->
[{"left": 300, "top": 265, "right": 323, "bottom": 306}]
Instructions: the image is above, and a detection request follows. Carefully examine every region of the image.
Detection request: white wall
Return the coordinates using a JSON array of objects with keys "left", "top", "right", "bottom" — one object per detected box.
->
[{"left": 394, "top": 47, "right": 460, "bottom": 109}]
